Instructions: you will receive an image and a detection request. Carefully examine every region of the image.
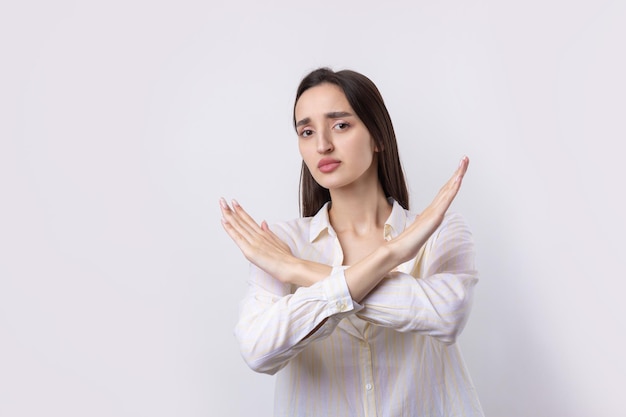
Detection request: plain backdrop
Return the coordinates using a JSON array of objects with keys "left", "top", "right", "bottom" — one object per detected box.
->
[{"left": 1, "top": 0, "right": 624, "bottom": 416}]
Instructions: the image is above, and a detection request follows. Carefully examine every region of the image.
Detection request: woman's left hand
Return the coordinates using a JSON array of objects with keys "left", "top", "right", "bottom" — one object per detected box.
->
[
  {"left": 220, "top": 198, "right": 295, "bottom": 282},
  {"left": 387, "top": 156, "right": 469, "bottom": 265}
]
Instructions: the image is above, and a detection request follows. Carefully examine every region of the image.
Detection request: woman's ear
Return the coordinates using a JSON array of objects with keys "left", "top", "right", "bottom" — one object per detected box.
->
[{"left": 372, "top": 137, "right": 383, "bottom": 152}]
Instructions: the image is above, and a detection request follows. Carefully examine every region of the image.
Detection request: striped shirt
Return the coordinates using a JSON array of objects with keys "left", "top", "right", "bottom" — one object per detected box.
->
[{"left": 234, "top": 200, "right": 484, "bottom": 416}]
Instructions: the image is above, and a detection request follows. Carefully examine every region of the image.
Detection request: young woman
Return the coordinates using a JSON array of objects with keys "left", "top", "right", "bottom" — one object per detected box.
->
[{"left": 220, "top": 68, "right": 484, "bottom": 416}]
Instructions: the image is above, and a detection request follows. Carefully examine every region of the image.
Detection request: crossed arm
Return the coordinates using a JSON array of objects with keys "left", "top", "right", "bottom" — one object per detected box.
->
[
  {"left": 221, "top": 157, "right": 474, "bottom": 373},
  {"left": 221, "top": 157, "right": 470, "bottom": 301}
]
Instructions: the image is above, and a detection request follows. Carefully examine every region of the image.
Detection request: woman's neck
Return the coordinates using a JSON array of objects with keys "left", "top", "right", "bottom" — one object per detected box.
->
[{"left": 328, "top": 182, "right": 392, "bottom": 237}]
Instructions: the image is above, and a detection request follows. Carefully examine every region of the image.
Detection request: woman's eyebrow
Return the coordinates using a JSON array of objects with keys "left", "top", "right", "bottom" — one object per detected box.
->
[
  {"left": 296, "top": 111, "right": 354, "bottom": 127},
  {"left": 326, "top": 111, "right": 353, "bottom": 119},
  {"left": 296, "top": 117, "right": 311, "bottom": 127}
]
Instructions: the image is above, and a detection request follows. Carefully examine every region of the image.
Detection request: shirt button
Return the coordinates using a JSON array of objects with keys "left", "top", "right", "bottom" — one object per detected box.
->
[
  {"left": 336, "top": 302, "right": 346, "bottom": 311},
  {"left": 365, "top": 383, "right": 373, "bottom": 391}
]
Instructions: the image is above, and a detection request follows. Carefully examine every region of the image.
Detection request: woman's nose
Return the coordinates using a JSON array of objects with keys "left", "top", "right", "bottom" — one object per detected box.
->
[{"left": 316, "top": 130, "right": 334, "bottom": 154}]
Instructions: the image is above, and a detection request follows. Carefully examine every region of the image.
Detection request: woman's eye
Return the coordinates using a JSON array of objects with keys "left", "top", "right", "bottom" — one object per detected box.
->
[
  {"left": 301, "top": 129, "right": 313, "bottom": 137},
  {"left": 334, "top": 123, "right": 349, "bottom": 130}
]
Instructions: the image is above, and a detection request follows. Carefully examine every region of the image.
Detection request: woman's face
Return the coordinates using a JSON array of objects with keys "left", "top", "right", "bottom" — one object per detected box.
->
[{"left": 294, "top": 83, "right": 378, "bottom": 192}]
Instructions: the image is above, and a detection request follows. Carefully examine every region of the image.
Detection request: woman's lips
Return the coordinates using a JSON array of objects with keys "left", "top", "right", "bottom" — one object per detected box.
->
[{"left": 318, "top": 158, "right": 341, "bottom": 173}]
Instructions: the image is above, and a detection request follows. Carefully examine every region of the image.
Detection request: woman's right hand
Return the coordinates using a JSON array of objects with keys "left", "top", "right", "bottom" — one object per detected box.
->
[
  {"left": 389, "top": 156, "right": 470, "bottom": 265},
  {"left": 220, "top": 198, "right": 295, "bottom": 283}
]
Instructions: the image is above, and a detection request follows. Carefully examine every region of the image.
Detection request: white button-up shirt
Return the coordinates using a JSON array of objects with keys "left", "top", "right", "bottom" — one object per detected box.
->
[{"left": 234, "top": 200, "right": 484, "bottom": 416}]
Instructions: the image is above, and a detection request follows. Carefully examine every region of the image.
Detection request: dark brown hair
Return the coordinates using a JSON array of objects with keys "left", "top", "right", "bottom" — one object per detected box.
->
[{"left": 294, "top": 68, "right": 409, "bottom": 217}]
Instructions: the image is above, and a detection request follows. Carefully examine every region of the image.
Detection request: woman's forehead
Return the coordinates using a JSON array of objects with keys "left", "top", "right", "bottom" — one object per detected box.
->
[{"left": 295, "top": 83, "right": 353, "bottom": 119}]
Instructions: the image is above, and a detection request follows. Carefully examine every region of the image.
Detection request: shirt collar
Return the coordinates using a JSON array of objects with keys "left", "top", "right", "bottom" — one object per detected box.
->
[
  {"left": 308, "top": 198, "right": 407, "bottom": 243},
  {"left": 383, "top": 198, "right": 407, "bottom": 241},
  {"left": 309, "top": 201, "right": 333, "bottom": 242}
]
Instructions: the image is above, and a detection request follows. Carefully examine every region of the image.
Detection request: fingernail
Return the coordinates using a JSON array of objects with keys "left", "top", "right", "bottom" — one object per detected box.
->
[
  {"left": 232, "top": 199, "right": 239, "bottom": 207},
  {"left": 219, "top": 197, "right": 227, "bottom": 208}
]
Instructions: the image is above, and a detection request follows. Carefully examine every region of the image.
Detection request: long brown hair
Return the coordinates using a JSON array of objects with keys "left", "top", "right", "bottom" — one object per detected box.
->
[{"left": 294, "top": 68, "right": 409, "bottom": 217}]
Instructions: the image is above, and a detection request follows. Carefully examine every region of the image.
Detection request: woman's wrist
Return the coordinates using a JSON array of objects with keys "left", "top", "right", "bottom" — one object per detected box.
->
[
  {"left": 384, "top": 228, "right": 428, "bottom": 266},
  {"left": 284, "top": 258, "right": 332, "bottom": 287},
  {"left": 281, "top": 241, "right": 402, "bottom": 291},
  {"left": 379, "top": 239, "right": 404, "bottom": 270},
  {"left": 343, "top": 242, "right": 398, "bottom": 302}
]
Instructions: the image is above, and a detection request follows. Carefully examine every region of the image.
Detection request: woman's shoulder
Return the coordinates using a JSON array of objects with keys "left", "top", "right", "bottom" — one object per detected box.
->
[
  {"left": 441, "top": 210, "right": 468, "bottom": 226},
  {"left": 268, "top": 216, "right": 316, "bottom": 249},
  {"left": 270, "top": 202, "right": 331, "bottom": 246},
  {"left": 406, "top": 209, "right": 473, "bottom": 244},
  {"left": 431, "top": 211, "right": 474, "bottom": 245},
  {"left": 404, "top": 209, "right": 466, "bottom": 225},
  {"left": 404, "top": 207, "right": 468, "bottom": 228},
  {"left": 270, "top": 216, "right": 313, "bottom": 235}
]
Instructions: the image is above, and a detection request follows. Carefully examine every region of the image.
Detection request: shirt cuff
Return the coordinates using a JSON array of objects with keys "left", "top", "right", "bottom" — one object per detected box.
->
[{"left": 321, "top": 267, "right": 363, "bottom": 317}]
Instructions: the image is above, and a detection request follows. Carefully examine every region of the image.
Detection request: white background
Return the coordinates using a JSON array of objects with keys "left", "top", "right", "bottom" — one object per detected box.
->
[{"left": 1, "top": 0, "right": 624, "bottom": 416}]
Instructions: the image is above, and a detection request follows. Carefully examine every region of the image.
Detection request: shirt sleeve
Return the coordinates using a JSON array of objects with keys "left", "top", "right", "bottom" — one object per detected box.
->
[
  {"left": 234, "top": 264, "right": 361, "bottom": 375},
  {"left": 356, "top": 212, "right": 478, "bottom": 345}
]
